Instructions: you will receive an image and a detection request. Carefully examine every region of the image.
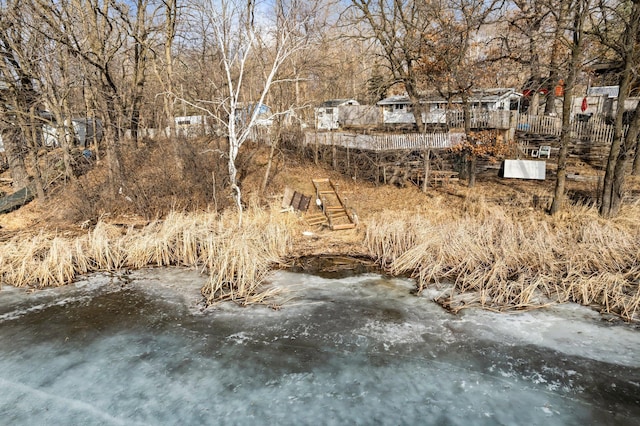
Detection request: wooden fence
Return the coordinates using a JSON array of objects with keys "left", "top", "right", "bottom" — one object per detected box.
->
[
  {"left": 304, "top": 131, "right": 465, "bottom": 151},
  {"left": 516, "top": 113, "right": 561, "bottom": 135},
  {"left": 515, "top": 113, "right": 629, "bottom": 142},
  {"left": 447, "top": 110, "right": 513, "bottom": 130}
]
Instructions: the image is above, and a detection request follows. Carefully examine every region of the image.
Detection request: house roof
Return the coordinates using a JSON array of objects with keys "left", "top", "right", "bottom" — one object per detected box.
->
[
  {"left": 377, "top": 88, "right": 522, "bottom": 106},
  {"left": 319, "top": 99, "right": 359, "bottom": 108},
  {"left": 587, "top": 86, "right": 619, "bottom": 98},
  {"left": 377, "top": 95, "right": 413, "bottom": 106}
]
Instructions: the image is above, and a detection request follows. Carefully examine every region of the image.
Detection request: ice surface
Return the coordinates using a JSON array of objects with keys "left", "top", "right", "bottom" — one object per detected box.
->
[{"left": 0, "top": 268, "right": 639, "bottom": 425}]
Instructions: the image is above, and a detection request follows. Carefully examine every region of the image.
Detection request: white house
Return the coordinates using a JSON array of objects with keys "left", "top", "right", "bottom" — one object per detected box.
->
[
  {"left": 377, "top": 88, "right": 523, "bottom": 126},
  {"left": 315, "top": 99, "right": 359, "bottom": 130},
  {"left": 0, "top": 117, "right": 102, "bottom": 151},
  {"left": 572, "top": 86, "right": 639, "bottom": 122},
  {"left": 174, "top": 115, "right": 212, "bottom": 137},
  {"left": 43, "top": 118, "right": 103, "bottom": 148}
]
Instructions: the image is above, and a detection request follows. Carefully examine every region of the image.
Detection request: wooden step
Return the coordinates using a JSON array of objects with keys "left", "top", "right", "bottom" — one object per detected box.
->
[
  {"left": 328, "top": 211, "right": 348, "bottom": 218},
  {"left": 311, "top": 177, "right": 358, "bottom": 231},
  {"left": 332, "top": 223, "right": 356, "bottom": 230},
  {"left": 305, "top": 213, "right": 327, "bottom": 221}
]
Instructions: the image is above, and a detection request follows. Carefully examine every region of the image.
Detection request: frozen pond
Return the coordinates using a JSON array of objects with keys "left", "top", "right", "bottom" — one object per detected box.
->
[{"left": 1, "top": 267, "right": 639, "bottom": 425}]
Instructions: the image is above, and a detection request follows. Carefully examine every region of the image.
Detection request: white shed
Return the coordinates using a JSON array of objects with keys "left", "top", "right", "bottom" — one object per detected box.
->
[
  {"left": 43, "top": 118, "right": 104, "bottom": 148},
  {"left": 315, "top": 99, "right": 359, "bottom": 130}
]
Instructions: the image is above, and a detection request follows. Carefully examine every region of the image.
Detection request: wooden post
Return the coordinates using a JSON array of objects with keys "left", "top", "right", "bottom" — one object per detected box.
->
[
  {"left": 422, "top": 148, "right": 431, "bottom": 192},
  {"left": 314, "top": 131, "right": 318, "bottom": 165},
  {"left": 347, "top": 145, "right": 350, "bottom": 171},
  {"left": 331, "top": 131, "right": 337, "bottom": 170}
]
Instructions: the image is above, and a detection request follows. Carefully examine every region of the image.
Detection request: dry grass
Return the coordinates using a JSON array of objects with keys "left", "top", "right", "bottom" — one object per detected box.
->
[
  {"left": 364, "top": 201, "right": 640, "bottom": 321},
  {"left": 2, "top": 143, "right": 640, "bottom": 319},
  {"left": 0, "top": 206, "right": 300, "bottom": 306},
  {"left": 200, "top": 206, "right": 298, "bottom": 305}
]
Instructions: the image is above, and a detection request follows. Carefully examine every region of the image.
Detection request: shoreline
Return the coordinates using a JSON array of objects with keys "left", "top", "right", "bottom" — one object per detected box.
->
[{"left": 1, "top": 203, "right": 639, "bottom": 322}]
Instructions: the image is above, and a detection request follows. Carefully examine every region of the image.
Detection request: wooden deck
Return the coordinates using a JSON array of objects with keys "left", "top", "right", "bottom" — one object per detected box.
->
[
  {"left": 304, "top": 111, "right": 629, "bottom": 153},
  {"left": 304, "top": 131, "right": 465, "bottom": 151}
]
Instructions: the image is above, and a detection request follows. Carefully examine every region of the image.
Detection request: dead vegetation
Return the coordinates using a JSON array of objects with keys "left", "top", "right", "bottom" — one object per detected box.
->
[
  {"left": 364, "top": 200, "right": 640, "bottom": 321},
  {"left": 1, "top": 142, "right": 640, "bottom": 320},
  {"left": 0, "top": 207, "right": 300, "bottom": 305}
]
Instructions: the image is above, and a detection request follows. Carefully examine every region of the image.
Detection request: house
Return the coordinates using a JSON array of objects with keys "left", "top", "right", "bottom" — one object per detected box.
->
[
  {"left": 571, "top": 86, "right": 639, "bottom": 122},
  {"left": 237, "top": 103, "right": 273, "bottom": 127},
  {"left": 377, "top": 88, "right": 523, "bottom": 126},
  {"left": 315, "top": 99, "right": 359, "bottom": 130},
  {"left": 43, "top": 118, "right": 103, "bottom": 148},
  {"left": 174, "top": 115, "right": 211, "bottom": 137},
  {"left": 0, "top": 112, "right": 102, "bottom": 150}
]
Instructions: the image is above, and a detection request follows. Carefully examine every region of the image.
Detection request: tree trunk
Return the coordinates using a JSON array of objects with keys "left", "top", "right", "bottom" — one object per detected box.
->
[
  {"left": 99, "top": 88, "right": 126, "bottom": 196},
  {"left": 407, "top": 90, "right": 426, "bottom": 132},
  {"left": 2, "top": 127, "right": 30, "bottom": 190},
  {"left": 529, "top": 91, "right": 540, "bottom": 115},
  {"left": 422, "top": 148, "right": 431, "bottom": 192},
  {"left": 462, "top": 97, "right": 476, "bottom": 187},
  {"left": 551, "top": 0, "right": 585, "bottom": 215},
  {"left": 633, "top": 135, "right": 640, "bottom": 176},
  {"left": 610, "top": 97, "right": 640, "bottom": 211},
  {"left": 600, "top": 0, "right": 640, "bottom": 217},
  {"left": 467, "top": 155, "right": 477, "bottom": 187},
  {"left": 544, "top": 5, "right": 569, "bottom": 117},
  {"left": 261, "top": 115, "right": 281, "bottom": 194}
]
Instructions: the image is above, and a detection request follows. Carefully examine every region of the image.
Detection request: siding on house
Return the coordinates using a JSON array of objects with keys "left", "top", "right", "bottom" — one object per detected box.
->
[{"left": 315, "top": 99, "right": 359, "bottom": 130}]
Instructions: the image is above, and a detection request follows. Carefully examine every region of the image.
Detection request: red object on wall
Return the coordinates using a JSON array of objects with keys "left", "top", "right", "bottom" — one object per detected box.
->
[
  {"left": 555, "top": 85, "right": 564, "bottom": 97},
  {"left": 581, "top": 97, "right": 588, "bottom": 112}
]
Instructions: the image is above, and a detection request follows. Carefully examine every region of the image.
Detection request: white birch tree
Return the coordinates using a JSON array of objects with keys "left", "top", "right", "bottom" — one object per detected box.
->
[{"left": 185, "top": 0, "right": 310, "bottom": 222}]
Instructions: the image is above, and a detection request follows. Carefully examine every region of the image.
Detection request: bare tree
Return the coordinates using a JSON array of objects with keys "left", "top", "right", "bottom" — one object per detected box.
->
[
  {"left": 550, "top": 0, "right": 590, "bottom": 215},
  {"left": 421, "top": 0, "right": 504, "bottom": 187},
  {"left": 348, "top": 0, "right": 432, "bottom": 130},
  {"left": 31, "top": 0, "right": 128, "bottom": 196},
  {"left": 114, "top": 0, "right": 157, "bottom": 147},
  {"left": 510, "top": 0, "right": 550, "bottom": 114},
  {"left": 596, "top": 0, "right": 640, "bottom": 217},
  {"left": 0, "top": 1, "right": 46, "bottom": 196},
  {"left": 153, "top": 0, "right": 179, "bottom": 140},
  {"left": 183, "top": 0, "right": 309, "bottom": 222}
]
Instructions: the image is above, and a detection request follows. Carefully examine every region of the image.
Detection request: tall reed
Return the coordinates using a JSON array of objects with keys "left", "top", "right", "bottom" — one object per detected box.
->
[
  {"left": 0, "top": 206, "right": 296, "bottom": 305},
  {"left": 365, "top": 203, "right": 640, "bottom": 321}
]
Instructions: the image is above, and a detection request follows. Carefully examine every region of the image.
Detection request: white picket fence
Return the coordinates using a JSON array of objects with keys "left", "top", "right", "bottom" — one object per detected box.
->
[
  {"left": 447, "top": 110, "right": 513, "bottom": 130},
  {"left": 514, "top": 113, "right": 629, "bottom": 142},
  {"left": 304, "top": 131, "right": 465, "bottom": 151}
]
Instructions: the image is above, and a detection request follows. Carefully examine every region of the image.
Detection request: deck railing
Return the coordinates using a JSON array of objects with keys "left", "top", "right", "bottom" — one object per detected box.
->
[
  {"left": 447, "top": 110, "right": 513, "bottom": 130},
  {"left": 304, "top": 131, "right": 465, "bottom": 151},
  {"left": 516, "top": 113, "right": 561, "bottom": 135}
]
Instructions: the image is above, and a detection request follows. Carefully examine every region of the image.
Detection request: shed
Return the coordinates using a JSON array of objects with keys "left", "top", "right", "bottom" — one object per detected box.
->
[
  {"left": 174, "top": 115, "right": 211, "bottom": 137},
  {"left": 315, "top": 99, "right": 359, "bottom": 130}
]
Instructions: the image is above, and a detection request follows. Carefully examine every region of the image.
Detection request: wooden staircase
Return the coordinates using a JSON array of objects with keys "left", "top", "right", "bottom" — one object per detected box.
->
[{"left": 308, "top": 178, "right": 357, "bottom": 230}]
